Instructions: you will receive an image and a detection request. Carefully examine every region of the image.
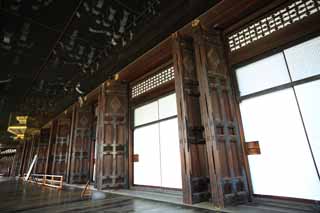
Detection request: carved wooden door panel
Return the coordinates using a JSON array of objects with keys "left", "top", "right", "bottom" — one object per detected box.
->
[
  {"left": 97, "top": 81, "right": 128, "bottom": 190},
  {"left": 192, "top": 23, "right": 249, "bottom": 207},
  {"left": 52, "top": 118, "right": 71, "bottom": 177},
  {"left": 35, "top": 128, "right": 50, "bottom": 174},
  {"left": 172, "top": 33, "right": 210, "bottom": 204},
  {"left": 70, "top": 106, "right": 92, "bottom": 184}
]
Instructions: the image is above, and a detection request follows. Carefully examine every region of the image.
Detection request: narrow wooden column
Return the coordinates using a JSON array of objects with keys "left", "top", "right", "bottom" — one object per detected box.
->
[
  {"left": 34, "top": 128, "right": 50, "bottom": 174},
  {"left": 18, "top": 140, "right": 28, "bottom": 176},
  {"left": 31, "top": 133, "right": 39, "bottom": 174},
  {"left": 45, "top": 121, "right": 57, "bottom": 175},
  {"left": 192, "top": 21, "right": 249, "bottom": 207},
  {"left": 172, "top": 33, "right": 210, "bottom": 204},
  {"left": 22, "top": 137, "right": 34, "bottom": 174},
  {"left": 51, "top": 118, "right": 71, "bottom": 178},
  {"left": 96, "top": 80, "right": 129, "bottom": 190},
  {"left": 27, "top": 136, "right": 36, "bottom": 168},
  {"left": 66, "top": 105, "right": 76, "bottom": 183},
  {"left": 69, "top": 104, "right": 93, "bottom": 184},
  {"left": 10, "top": 143, "right": 23, "bottom": 176}
]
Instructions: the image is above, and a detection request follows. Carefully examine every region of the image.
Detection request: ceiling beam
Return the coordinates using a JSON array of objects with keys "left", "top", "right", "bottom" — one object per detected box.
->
[{"left": 22, "top": 0, "right": 86, "bottom": 101}]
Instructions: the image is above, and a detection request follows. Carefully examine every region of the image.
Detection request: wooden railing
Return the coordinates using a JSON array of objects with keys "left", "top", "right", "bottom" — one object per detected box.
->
[{"left": 23, "top": 174, "right": 63, "bottom": 189}]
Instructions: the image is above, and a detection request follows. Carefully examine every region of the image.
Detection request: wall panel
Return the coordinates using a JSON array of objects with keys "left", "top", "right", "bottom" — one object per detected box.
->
[
  {"left": 52, "top": 118, "right": 71, "bottom": 178},
  {"left": 172, "top": 33, "right": 209, "bottom": 204},
  {"left": 35, "top": 128, "right": 50, "bottom": 174},
  {"left": 70, "top": 105, "right": 93, "bottom": 184},
  {"left": 192, "top": 23, "right": 249, "bottom": 207},
  {"left": 97, "top": 81, "right": 128, "bottom": 190}
]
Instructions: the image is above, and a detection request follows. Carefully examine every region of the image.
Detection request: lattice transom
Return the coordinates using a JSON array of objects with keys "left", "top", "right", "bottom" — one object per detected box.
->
[
  {"left": 228, "top": 0, "right": 320, "bottom": 52},
  {"left": 131, "top": 66, "right": 175, "bottom": 98}
]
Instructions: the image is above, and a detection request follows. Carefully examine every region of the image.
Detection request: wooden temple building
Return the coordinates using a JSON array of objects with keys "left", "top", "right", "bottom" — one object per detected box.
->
[{"left": 0, "top": 0, "right": 319, "bottom": 212}]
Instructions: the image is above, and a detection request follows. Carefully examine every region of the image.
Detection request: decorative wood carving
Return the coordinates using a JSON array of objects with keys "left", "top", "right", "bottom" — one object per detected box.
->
[
  {"left": 96, "top": 81, "right": 128, "bottom": 190},
  {"left": 172, "top": 32, "right": 210, "bottom": 204},
  {"left": 70, "top": 105, "right": 93, "bottom": 184},
  {"left": 192, "top": 23, "right": 249, "bottom": 207},
  {"left": 51, "top": 118, "right": 71, "bottom": 178}
]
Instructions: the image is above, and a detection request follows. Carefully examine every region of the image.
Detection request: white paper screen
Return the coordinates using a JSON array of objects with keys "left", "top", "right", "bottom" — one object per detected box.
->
[
  {"left": 134, "top": 101, "right": 158, "bottom": 127},
  {"left": 133, "top": 124, "right": 161, "bottom": 187},
  {"left": 236, "top": 53, "right": 290, "bottom": 96},
  {"left": 159, "top": 118, "right": 182, "bottom": 189},
  {"left": 285, "top": 36, "right": 320, "bottom": 81},
  {"left": 240, "top": 89, "right": 320, "bottom": 200},
  {"left": 295, "top": 80, "right": 320, "bottom": 173}
]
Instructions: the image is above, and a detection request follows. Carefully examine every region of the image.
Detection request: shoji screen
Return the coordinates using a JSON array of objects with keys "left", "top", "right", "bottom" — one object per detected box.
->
[
  {"left": 133, "top": 93, "right": 182, "bottom": 189},
  {"left": 236, "top": 36, "right": 320, "bottom": 200}
]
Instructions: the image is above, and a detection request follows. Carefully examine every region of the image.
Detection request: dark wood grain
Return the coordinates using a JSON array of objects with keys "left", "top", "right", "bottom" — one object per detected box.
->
[
  {"left": 172, "top": 33, "right": 210, "bottom": 204},
  {"left": 192, "top": 24, "right": 249, "bottom": 207},
  {"left": 96, "top": 81, "right": 129, "bottom": 190}
]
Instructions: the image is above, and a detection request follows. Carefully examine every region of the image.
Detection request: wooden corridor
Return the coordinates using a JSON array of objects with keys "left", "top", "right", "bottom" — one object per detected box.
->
[{"left": 0, "top": 178, "right": 220, "bottom": 213}]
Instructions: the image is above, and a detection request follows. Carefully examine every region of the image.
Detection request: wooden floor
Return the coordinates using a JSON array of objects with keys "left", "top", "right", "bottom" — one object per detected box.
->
[{"left": 0, "top": 178, "right": 220, "bottom": 213}]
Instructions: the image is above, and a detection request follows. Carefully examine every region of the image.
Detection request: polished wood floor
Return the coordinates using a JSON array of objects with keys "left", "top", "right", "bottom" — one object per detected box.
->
[{"left": 0, "top": 178, "right": 220, "bottom": 213}]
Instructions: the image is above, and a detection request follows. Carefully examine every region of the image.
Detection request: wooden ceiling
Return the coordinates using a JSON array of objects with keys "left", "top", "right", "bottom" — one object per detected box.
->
[
  {"left": 0, "top": 0, "right": 220, "bottom": 135},
  {"left": 0, "top": 0, "right": 291, "bottom": 145}
]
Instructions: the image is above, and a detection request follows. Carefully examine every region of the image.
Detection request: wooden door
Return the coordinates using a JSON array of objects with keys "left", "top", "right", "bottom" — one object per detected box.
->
[
  {"left": 69, "top": 105, "right": 93, "bottom": 184},
  {"left": 52, "top": 118, "right": 71, "bottom": 177},
  {"left": 192, "top": 23, "right": 249, "bottom": 207},
  {"left": 97, "top": 81, "right": 128, "bottom": 190},
  {"left": 172, "top": 33, "right": 210, "bottom": 204},
  {"left": 34, "top": 128, "right": 50, "bottom": 174}
]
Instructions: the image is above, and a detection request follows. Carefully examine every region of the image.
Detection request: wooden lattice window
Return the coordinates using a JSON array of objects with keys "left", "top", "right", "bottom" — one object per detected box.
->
[
  {"left": 131, "top": 66, "right": 174, "bottom": 98},
  {"left": 228, "top": 0, "right": 320, "bottom": 52}
]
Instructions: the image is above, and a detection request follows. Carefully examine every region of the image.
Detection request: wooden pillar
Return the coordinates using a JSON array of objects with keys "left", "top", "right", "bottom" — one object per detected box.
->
[
  {"left": 51, "top": 118, "right": 71, "bottom": 178},
  {"left": 66, "top": 105, "right": 76, "bottom": 183},
  {"left": 18, "top": 140, "right": 28, "bottom": 176},
  {"left": 31, "top": 133, "right": 39, "bottom": 174},
  {"left": 10, "top": 143, "right": 23, "bottom": 176},
  {"left": 192, "top": 21, "right": 249, "bottom": 207},
  {"left": 89, "top": 104, "right": 98, "bottom": 183},
  {"left": 35, "top": 128, "right": 50, "bottom": 174},
  {"left": 172, "top": 33, "right": 210, "bottom": 204},
  {"left": 27, "top": 136, "right": 36, "bottom": 169},
  {"left": 45, "top": 121, "right": 57, "bottom": 175},
  {"left": 21, "top": 137, "right": 34, "bottom": 175},
  {"left": 96, "top": 80, "right": 129, "bottom": 190},
  {"left": 69, "top": 104, "right": 93, "bottom": 184}
]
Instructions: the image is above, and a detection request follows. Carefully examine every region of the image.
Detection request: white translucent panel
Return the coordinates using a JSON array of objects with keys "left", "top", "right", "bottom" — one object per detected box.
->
[
  {"left": 133, "top": 124, "right": 161, "bottom": 187},
  {"left": 159, "top": 118, "right": 182, "bottom": 189},
  {"left": 158, "top": 93, "right": 177, "bottom": 119},
  {"left": 295, "top": 80, "right": 320, "bottom": 172},
  {"left": 285, "top": 36, "right": 320, "bottom": 81},
  {"left": 240, "top": 89, "right": 320, "bottom": 200},
  {"left": 134, "top": 101, "right": 158, "bottom": 127},
  {"left": 236, "top": 53, "right": 290, "bottom": 96}
]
